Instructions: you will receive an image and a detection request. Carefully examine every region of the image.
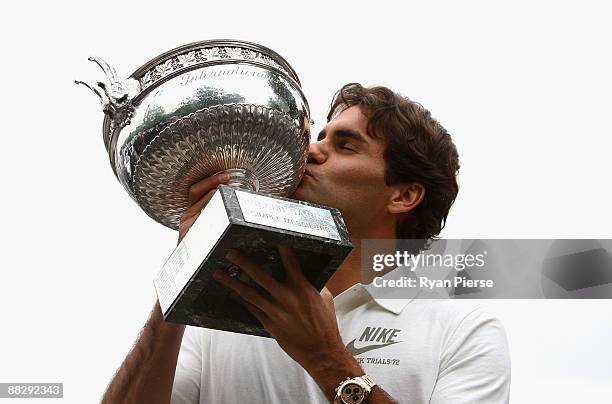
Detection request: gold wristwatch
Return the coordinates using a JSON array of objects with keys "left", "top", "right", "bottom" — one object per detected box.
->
[{"left": 334, "top": 374, "right": 376, "bottom": 404}]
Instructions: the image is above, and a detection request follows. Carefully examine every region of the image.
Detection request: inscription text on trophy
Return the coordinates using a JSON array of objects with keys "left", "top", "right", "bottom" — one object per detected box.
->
[
  {"left": 235, "top": 190, "right": 341, "bottom": 241},
  {"left": 180, "top": 66, "right": 267, "bottom": 87}
]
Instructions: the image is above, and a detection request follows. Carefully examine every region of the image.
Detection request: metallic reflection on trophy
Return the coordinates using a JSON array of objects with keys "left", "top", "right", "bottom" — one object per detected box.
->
[{"left": 78, "top": 40, "right": 352, "bottom": 336}]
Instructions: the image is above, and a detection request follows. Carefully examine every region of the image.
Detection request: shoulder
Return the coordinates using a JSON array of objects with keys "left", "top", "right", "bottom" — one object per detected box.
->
[
  {"left": 408, "top": 298, "right": 506, "bottom": 333},
  {"left": 405, "top": 299, "right": 510, "bottom": 367},
  {"left": 414, "top": 301, "right": 511, "bottom": 402}
]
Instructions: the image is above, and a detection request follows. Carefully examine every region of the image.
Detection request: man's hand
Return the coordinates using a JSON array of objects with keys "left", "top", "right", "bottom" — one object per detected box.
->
[
  {"left": 177, "top": 173, "right": 230, "bottom": 244},
  {"left": 212, "top": 246, "right": 364, "bottom": 400}
]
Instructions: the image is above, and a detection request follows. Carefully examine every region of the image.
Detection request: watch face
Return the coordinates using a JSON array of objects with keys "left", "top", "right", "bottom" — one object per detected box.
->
[{"left": 341, "top": 382, "right": 365, "bottom": 403}]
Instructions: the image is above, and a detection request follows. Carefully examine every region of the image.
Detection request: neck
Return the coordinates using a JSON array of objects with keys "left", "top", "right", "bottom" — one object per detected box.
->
[
  {"left": 324, "top": 245, "right": 363, "bottom": 298},
  {"left": 324, "top": 222, "right": 396, "bottom": 297}
]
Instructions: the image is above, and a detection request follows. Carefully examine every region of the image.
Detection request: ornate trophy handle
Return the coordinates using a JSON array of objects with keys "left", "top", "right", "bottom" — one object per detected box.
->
[{"left": 75, "top": 56, "right": 141, "bottom": 133}]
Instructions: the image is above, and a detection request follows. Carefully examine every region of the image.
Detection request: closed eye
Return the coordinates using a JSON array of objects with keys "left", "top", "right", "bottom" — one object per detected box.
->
[{"left": 338, "top": 142, "right": 356, "bottom": 152}]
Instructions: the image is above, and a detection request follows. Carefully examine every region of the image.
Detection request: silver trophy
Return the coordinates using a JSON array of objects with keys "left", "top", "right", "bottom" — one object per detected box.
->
[{"left": 78, "top": 40, "right": 352, "bottom": 336}]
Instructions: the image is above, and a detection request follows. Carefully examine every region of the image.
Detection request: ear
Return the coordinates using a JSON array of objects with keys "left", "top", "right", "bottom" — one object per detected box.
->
[{"left": 387, "top": 183, "right": 425, "bottom": 215}]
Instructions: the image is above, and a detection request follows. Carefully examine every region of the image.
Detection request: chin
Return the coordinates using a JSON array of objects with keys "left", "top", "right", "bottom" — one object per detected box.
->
[{"left": 291, "top": 184, "right": 319, "bottom": 204}]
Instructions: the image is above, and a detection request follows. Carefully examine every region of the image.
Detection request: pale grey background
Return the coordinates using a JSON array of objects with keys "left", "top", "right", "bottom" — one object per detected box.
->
[{"left": 1, "top": 0, "right": 611, "bottom": 403}]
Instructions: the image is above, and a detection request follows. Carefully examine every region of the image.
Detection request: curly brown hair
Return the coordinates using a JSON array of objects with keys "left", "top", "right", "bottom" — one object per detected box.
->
[{"left": 328, "top": 83, "right": 460, "bottom": 252}]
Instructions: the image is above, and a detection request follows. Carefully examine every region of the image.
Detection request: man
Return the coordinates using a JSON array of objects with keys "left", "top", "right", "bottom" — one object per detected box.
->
[{"left": 101, "top": 83, "right": 510, "bottom": 403}]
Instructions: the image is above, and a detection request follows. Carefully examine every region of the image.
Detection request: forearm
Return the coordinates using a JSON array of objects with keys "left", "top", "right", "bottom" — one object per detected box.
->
[
  {"left": 101, "top": 301, "right": 185, "bottom": 404},
  {"left": 307, "top": 348, "right": 398, "bottom": 403}
]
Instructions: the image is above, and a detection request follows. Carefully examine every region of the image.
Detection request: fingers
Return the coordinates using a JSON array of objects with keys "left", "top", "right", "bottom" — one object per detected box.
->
[
  {"left": 188, "top": 173, "right": 230, "bottom": 206},
  {"left": 186, "top": 188, "right": 217, "bottom": 215},
  {"left": 225, "top": 250, "right": 288, "bottom": 298},
  {"left": 227, "top": 291, "right": 269, "bottom": 328},
  {"left": 213, "top": 269, "right": 279, "bottom": 316},
  {"left": 178, "top": 173, "right": 230, "bottom": 243},
  {"left": 320, "top": 287, "right": 336, "bottom": 317},
  {"left": 276, "top": 245, "right": 306, "bottom": 286},
  {"left": 320, "top": 286, "right": 334, "bottom": 302},
  {"left": 178, "top": 188, "right": 217, "bottom": 242}
]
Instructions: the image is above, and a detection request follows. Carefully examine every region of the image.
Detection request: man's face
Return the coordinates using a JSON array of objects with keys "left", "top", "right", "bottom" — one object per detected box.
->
[{"left": 293, "top": 105, "right": 393, "bottom": 234}]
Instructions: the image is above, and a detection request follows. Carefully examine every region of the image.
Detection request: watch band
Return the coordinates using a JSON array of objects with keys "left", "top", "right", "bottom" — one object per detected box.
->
[{"left": 359, "top": 374, "right": 376, "bottom": 389}]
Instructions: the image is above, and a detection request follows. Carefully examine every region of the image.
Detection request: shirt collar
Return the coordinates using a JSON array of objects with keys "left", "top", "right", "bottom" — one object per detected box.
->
[
  {"left": 331, "top": 267, "right": 423, "bottom": 315},
  {"left": 363, "top": 266, "right": 422, "bottom": 315},
  {"left": 334, "top": 266, "right": 456, "bottom": 315},
  {"left": 332, "top": 288, "right": 412, "bottom": 315}
]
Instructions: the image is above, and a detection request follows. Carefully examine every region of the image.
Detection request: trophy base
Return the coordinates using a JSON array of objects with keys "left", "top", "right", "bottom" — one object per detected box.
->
[{"left": 153, "top": 185, "right": 353, "bottom": 337}]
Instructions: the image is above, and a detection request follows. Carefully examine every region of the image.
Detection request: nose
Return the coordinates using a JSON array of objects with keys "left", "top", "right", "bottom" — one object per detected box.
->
[{"left": 307, "top": 141, "right": 327, "bottom": 164}]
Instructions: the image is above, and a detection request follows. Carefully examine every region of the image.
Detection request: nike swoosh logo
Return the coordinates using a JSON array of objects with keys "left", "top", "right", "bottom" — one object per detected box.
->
[{"left": 346, "top": 339, "right": 401, "bottom": 356}]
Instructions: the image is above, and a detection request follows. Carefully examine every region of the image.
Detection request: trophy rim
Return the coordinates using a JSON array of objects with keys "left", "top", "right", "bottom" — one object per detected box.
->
[{"left": 130, "top": 39, "right": 301, "bottom": 85}]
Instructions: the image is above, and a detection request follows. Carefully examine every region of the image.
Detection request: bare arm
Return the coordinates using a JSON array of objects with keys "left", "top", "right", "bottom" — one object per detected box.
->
[
  {"left": 100, "top": 302, "right": 185, "bottom": 404},
  {"left": 100, "top": 173, "right": 230, "bottom": 403}
]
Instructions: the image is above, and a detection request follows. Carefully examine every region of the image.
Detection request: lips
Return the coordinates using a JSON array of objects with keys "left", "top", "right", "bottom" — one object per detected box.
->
[
  {"left": 297, "top": 170, "right": 314, "bottom": 189},
  {"left": 304, "top": 167, "right": 316, "bottom": 180}
]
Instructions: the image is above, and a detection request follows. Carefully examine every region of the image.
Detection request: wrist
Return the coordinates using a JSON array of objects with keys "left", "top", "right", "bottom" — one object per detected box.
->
[
  {"left": 304, "top": 345, "right": 364, "bottom": 401},
  {"left": 153, "top": 301, "right": 186, "bottom": 334},
  {"left": 334, "top": 375, "right": 377, "bottom": 404}
]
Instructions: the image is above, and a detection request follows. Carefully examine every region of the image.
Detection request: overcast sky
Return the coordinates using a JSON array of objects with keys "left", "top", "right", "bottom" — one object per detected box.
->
[{"left": 1, "top": 1, "right": 611, "bottom": 402}]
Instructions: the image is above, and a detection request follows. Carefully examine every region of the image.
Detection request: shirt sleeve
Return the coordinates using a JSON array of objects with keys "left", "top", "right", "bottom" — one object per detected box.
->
[
  {"left": 430, "top": 306, "right": 511, "bottom": 404},
  {"left": 171, "top": 325, "right": 203, "bottom": 404}
]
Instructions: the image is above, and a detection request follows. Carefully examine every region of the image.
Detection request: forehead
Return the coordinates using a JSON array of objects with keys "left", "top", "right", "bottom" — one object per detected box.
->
[
  {"left": 319, "top": 105, "right": 387, "bottom": 155},
  {"left": 323, "top": 105, "right": 383, "bottom": 145},
  {"left": 328, "top": 105, "right": 369, "bottom": 131}
]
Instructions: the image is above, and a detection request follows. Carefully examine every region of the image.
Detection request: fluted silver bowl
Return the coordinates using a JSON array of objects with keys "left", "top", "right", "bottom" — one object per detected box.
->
[{"left": 78, "top": 40, "right": 311, "bottom": 229}]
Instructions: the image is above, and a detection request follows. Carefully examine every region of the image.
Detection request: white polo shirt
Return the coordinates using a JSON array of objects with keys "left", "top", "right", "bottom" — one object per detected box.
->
[{"left": 171, "top": 270, "right": 511, "bottom": 404}]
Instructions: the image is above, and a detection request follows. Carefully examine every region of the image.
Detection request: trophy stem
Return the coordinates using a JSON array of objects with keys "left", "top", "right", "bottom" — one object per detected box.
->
[{"left": 216, "top": 168, "right": 260, "bottom": 192}]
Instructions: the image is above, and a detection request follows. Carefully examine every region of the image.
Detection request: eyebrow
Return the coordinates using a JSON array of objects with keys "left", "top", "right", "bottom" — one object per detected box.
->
[{"left": 317, "top": 128, "right": 368, "bottom": 143}]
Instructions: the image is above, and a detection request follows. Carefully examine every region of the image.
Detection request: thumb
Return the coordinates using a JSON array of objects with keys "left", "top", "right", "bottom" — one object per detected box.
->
[{"left": 320, "top": 287, "right": 335, "bottom": 315}]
